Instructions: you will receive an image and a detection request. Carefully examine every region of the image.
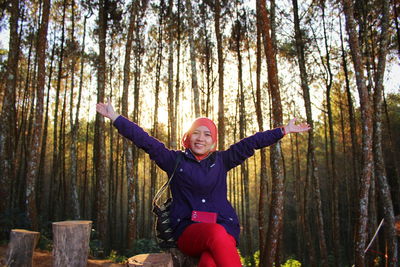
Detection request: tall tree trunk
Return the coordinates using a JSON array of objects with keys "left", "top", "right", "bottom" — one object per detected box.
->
[
  {"left": 25, "top": 0, "right": 50, "bottom": 231},
  {"left": 122, "top": 0, "right": 137, "bottom": 249},
  {"left": 174, "top": 0, "right": 181, "bottom": 144},
  {"left": 342, "top": 1, "right": 374, "bottom": 266},
  {"left": 372, "top": 0, "right": 398, "bottom": 265},
  {"left": 59, "top": 86, "right": 67, "bottom": 219},
  {"left": 320, "top": 3, "right": 341, "bottom": 264},
  {"left": 382, "top": 93, "right": 400, "bottom": 213},
  {"left": 214, "top": 0, "right": 225, "bottom": 150},
  {"left": 292, "top": 0, "right": 328, "bottom": 265},
  {"left": 167, "top": 0, "right": 176, "bottom": 149},
  {"left": 0, "top": 0, "right": 19, "bottom": 227},
  {"left": 133, "top": 2, "right": 147, "bottom": 238},
  {"left": 258, "top": 1, "right": 284, "bottom": 266},
  {"left": 69, "top": 0, "right": 81, "bottom": 220},
  {"left": 50, "top": 0, "right": 67, "bottom": 221},
  {"left": 338, "top": 89, "right": 352, "bottom": 265},
  {"left": 14, "top": 29, "right": 34, "bottom": 214},
  {"left": 234, "top": 16, "right": 253, "bottom": 262},
  {"left": 107, "top": 57, "right": 115, "bottom": 249},
  {"left": 82, "top": 100, "right": 91, "bottom": 219},
  {"left": 95, "top": 0, "right": 110, "bottom": 252},
  {"left": 339, "top": 18, "right": 358, "bottom": 258},
  {"left": 150, "top": 0, "right": 164, "bottom": 235},
  {"left": 186, "top": 0, "right": 200, "bottom": 118},
  {"left": 38, "top": 38, "right": 55, "bottom": 221},
  {"left": 255, "top": 3, "right": 269, "bottom": 260},
  {"left": 75, "top": 14, "right": 87, "bottom": 217}
]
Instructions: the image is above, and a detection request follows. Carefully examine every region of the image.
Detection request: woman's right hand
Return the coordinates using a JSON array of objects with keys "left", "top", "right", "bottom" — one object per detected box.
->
[{"left": 96, "top": 98, "right": 119, "bottom": 122}]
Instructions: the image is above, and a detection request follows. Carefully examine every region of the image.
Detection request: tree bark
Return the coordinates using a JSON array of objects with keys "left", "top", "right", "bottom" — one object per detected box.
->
[
  {"left": 339, "top": 18, "right": 358, "bottom": 260},
  {"left": 372, "top": 0, "right": 398, "bottom": 265},
  {"left": 69, "top": 0, "right": 81, "bottom": 220},
  {"left": 25, "top": 0, "right": 51, "bottom": 231},
  {"left": 186, "top": 0, "right": 200, "bottom": 118},
  {"left": 342, "top": 0, "right": 374, "bottom": 266},
  {"left": 6, "top": 229, "right": 40, "bottom": 267},
  {"left": 234, "top": 15, "right": 253, "bottom": 261},
  {"left": 214, "top": 0, "right": 225, "bottom": 150},
  {"left": 150, "top": 0, "right": 165, "bottom": 236},
  {"left": 319, "top": 4, "right": 341, "bottom": 264},
  {"left": 255, "top": 2, "right": 269, "bottom": 259},
  {"left": 49, "top": 0, "right": 67, "bottom": 221},
  {"left": 167, "top": 0, "right": 176, "bottom": 149},
  {"left": 133, "top": 1, "right": 148, "bottom": 239},
  {"left": 122, "top": 0, "right": 139, "bottom": 249},
  {"left": 292, "top": 0, "right": 328, "bottom": 265},
  {"left": 52, "top": 221, "right": 92, "bottom": 267},
  {"left": 95, "top": 0, "right": 110, "bottom": 252},
  {"left": 258, "top": 1, "right": 284, "bottom": 266},
  {"left": 0, "top": 0, "right": 19, "bottom": 226}
]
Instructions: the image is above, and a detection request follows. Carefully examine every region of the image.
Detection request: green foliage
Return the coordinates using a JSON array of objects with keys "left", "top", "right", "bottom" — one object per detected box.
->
[
  {"left": 107, "top": 250, "right": 128, "bottom": 263},
  {"left": 240, "top": 250, "right": 259, "bottom": 266},
  {"left": 280, "top": 258, "right": 302, "bottom": 267},
  {"left": 240, "top": 250, "right": 301, "bottom": 267}
]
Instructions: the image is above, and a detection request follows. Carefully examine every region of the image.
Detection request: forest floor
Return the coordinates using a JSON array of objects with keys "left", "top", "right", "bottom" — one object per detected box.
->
[{"left": 0, "top": 245, "right": 126, "bottom": 267}]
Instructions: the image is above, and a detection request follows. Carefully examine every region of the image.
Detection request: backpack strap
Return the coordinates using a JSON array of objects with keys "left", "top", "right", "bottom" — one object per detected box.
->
[{"left": 152, "top": 153, "right": 183, "bottom": 206}]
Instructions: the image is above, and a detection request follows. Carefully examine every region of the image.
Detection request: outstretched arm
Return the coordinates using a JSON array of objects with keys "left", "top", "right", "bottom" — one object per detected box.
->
[
  {"left": 282, "top": 118, "right": 311, "bottom": 135},
  {"left": 96, "top": 99, "right": 177, "bottom": 174},
  {"left": 96, "top": 98, "right": 119, "bottom": 122}
]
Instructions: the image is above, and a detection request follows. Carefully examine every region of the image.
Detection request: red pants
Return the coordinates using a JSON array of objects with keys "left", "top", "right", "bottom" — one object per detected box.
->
[{"left": 177, "top": 223, "right": 242, "bottom": 267}]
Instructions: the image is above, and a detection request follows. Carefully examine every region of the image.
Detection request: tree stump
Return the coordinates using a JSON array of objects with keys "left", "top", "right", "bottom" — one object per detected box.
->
[
  {"left": 127, "top": 250, "right": 198, "bottom": 267},
  {"left": 128, "top": 253, "right": 173, "bottom": 267},
  {"left": 52, "top": 220, "right": 92, "bottom": 267},
  {"left": 6, "top": 229, "right": 40, "bottom": 267},
  {"left": 169, "top": 248, "right": 198, "bottom": 267}
]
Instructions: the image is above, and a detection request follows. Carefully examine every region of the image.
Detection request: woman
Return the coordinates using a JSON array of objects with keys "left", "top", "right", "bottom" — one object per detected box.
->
[{"left": 96, "top": 99, "right": 310, "bottom": 267}]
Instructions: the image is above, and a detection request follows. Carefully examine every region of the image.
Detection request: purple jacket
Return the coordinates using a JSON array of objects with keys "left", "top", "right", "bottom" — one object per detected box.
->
[{"left": 113, "top": 115, "right": 284, "bottom": 242}]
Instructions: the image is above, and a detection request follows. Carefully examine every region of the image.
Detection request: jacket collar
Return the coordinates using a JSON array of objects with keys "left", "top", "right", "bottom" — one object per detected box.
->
[{"left": 184, "top": 148, "right": 216, "bottom": 164}]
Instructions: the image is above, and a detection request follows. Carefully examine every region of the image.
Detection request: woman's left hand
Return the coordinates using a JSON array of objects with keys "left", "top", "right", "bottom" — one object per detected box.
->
[{"left": 284, "top": 118, "right": 311, "bottom": 134}]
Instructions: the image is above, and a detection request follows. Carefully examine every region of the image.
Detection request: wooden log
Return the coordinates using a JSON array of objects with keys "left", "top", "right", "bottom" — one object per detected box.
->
[
  {"left": 52, "top": 220, "right": 92, "bottom": 267},
  {"left": 5, "top": 229, "right": 40, "bottom": 267},
  {"left": 127, "top": 253, "right": 173, "bottom": 267},
  {"left": 169, "top": 248, "right": 198, "bottom": 267},
  {"left": 127, "top": 250, "right": 198, "bottom": 267}
]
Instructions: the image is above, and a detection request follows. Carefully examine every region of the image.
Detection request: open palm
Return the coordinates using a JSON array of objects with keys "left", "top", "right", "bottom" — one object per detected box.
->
[
  {"left": 285, "top": 118, "right": 311, "bottom": 134},
  {"left": 96, "top": 98, "right": 119, "bottom": 121}
]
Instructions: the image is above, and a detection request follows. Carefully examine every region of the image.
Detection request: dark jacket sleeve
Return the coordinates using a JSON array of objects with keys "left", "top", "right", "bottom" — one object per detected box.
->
[
  {"left": 220, "top": 127, "right": 284, "bottom": 171},
  {"left": 113, "top": 115, "right": 177, "bottom": 173}
]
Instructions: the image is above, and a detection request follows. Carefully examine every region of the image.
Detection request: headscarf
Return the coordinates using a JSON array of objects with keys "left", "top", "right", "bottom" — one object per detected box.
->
[{"left": 181, "top": 117, "right": 218, "bottom": 155}]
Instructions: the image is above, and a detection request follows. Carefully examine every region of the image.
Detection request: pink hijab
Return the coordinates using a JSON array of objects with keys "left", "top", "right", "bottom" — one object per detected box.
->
[{"left": 181, "top": 118, "right": 218, "bottom": 160}]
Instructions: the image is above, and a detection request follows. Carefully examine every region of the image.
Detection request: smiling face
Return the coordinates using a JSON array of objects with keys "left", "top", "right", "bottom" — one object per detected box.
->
[{"left": 189, "top": 125, "right": 215, "bottom": 156}]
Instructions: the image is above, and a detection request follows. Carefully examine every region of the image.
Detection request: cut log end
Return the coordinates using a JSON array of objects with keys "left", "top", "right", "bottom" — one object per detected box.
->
[
  {"left": 53, "top": 220, "right": 93, "bottom": 226},
  {"left": 127, "top": 249, "right": 198, "bottom": 267},
  {"left": 128, "top": 253, "right": 173, "bottom": 267},
  {"left": 10, "top": 229, "right": 40, "bottom": 235}
]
